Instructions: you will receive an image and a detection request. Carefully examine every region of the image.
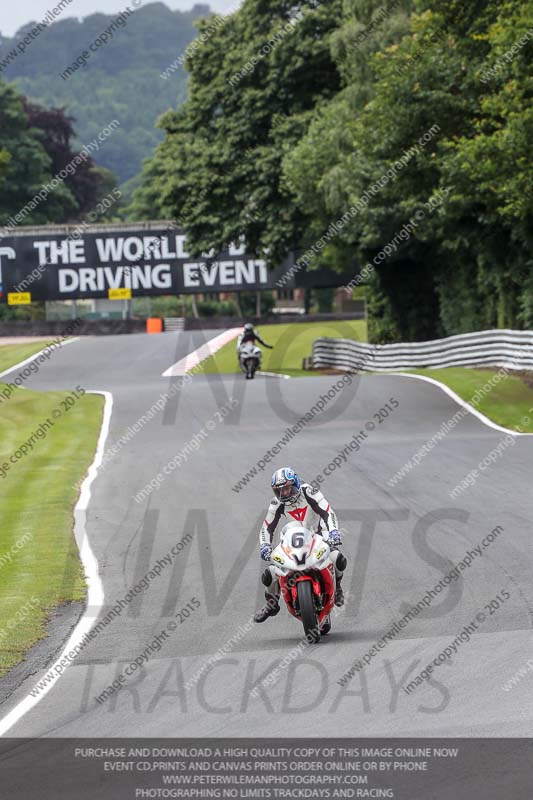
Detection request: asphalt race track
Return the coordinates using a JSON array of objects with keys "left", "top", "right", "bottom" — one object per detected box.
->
[{"left": 0, "top": 331, "right": 532, "bottom": 737}]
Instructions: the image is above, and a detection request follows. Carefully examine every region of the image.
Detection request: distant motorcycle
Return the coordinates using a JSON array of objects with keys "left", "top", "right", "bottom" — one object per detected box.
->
[
  {"left": 239, "top": 342, "right": 262, "bottom": 379},
  {"left": 271, "top": 523, "right": 336, "bottom": 643}
]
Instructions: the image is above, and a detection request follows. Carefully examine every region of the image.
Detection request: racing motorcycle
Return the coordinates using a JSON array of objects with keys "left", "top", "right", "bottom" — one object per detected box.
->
[
  {"left": 270, "top": 523, "right": 336, "bottom": 643},
  {"left": 238, "top": 342, "right": 262, "bottom": 380}
]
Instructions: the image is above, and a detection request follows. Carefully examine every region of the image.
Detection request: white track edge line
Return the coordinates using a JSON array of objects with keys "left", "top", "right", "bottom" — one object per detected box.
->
[
  {"left": 392, "top": 372, "right": 533, "bottom": 437},
  {"left": 0, "top": 390, "right": 112, "bottom": 736},
  {"left": 0, "top": 338, "right": 80, "bottom": 380},
  {"left": 257, "top": 371, "right": 291, "bottom": 379},
  {"left": 162, "top": 328, "right": 241, "bottom": 377}
]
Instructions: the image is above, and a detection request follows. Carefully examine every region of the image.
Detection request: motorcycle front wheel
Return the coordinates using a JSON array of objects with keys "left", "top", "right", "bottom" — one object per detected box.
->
[
  {"left": 245, "top": 359, "right": 256, "bottom": 379},
  {"left": 297, "top": 580, "right": 320, "bottom": 643}
]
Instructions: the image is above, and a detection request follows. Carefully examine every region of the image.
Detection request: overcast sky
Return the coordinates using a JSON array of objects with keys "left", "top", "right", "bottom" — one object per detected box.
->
[{"left": 0, "top": 0, "right": 240, "bottom": 37}]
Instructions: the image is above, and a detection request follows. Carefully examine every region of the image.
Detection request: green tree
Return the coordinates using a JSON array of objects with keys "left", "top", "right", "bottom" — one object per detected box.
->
[
  {"left": 1, "top": 4, "right": 202, "bottom": 183},
  {"left": 131, "top": 0, "right": 343, "bottom": 263},
  {"left": 130, "top": 0, "right": 532, "bottom": 340},
  {"left": 284, "top": 0, "right": 533, "bottom": 339},
  {"left": 436, "top": 0, "right": 533, "bottom": 329},
  {"left": 23, "top": 99, "right": 117, "bottom": 219},
  {"left": 0, "top": 81, "right": 75, "bottom": 226}
]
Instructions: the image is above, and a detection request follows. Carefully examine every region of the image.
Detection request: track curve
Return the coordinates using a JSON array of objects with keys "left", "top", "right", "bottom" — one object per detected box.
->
[{"left": 0, "top": 332, "right": 532, "bottom": 737}]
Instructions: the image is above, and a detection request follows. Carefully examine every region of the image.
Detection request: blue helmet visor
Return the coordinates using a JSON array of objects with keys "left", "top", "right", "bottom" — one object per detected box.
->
[{"left": 274, "top": 480, "right": 298, "bottom": 501}]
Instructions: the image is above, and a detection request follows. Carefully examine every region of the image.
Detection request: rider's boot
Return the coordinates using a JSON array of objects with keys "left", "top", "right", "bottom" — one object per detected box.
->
[
  {"left": 334, "top": 572, "right": 345, "bottom": 607},
  {"left": 254, "top": 592, "right": 280, "bottom": 623}
]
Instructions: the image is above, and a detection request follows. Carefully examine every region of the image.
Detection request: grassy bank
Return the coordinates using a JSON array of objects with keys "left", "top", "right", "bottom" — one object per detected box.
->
[
  {"left": 199, "top": 320, "right": 367, "bottom": 377},
  {"left": 409, "top": 368, "right": 533, "bottom": 433},
  {"left": 0, "top": 342, "right": 52, "bottom": 374},
  {"left": 0, "top": 383, "right": 104, "bottom": 677}
]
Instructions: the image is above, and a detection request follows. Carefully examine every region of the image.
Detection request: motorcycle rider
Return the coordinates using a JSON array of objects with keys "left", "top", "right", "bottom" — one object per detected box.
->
[
  {"left": 237, "top": 323, "right": 273, "bottom": 378},
  {"left": 237, "top": 322, "right": 273, "bottom": 352},
  {"left": 254, "top": 467, "right": 347, "bottom": 623}
]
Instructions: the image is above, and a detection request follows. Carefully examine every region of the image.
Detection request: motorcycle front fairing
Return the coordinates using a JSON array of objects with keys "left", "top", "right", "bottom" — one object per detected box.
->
[
  {"left": 272, "top": 526, "right": 336, "bottom": 622},
  {"left": 239, "top": 343, "right": 262, "bottom": 359},
  {"left": 238, "top": 343, "right": 262, "bottom": 377}
]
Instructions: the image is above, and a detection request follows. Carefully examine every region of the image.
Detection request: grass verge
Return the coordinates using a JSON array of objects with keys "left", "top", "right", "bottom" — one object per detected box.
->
[
  {"left": 199, "top": 320, "right": 367, "bottom": 377},
  {"left": 0, "top": 342, "right": 52, "bottom": 375},
  {"left": 407, "top": 368, "right": 533, "bottom": 433},
  {"left": 0, "top": 383, "right": 104, "bottom": 677}
]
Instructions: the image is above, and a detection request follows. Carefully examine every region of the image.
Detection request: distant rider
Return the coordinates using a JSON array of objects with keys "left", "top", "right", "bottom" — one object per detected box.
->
[
  {"left": 237, "top": 322, "right": 273, "bottom": 352},
  {"left": 254, "top": 467, "right": 347, "bottom": 623}
]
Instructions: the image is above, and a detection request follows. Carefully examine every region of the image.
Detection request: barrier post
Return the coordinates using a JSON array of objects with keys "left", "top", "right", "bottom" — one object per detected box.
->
[{"left": 146, "top": 318, "right": 163, "bottom": 334}]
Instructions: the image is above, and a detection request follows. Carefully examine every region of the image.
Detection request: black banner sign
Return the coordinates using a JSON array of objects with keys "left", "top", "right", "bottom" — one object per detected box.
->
[{"left": 0, "top": 225, "right": 352, "bottom": 302}]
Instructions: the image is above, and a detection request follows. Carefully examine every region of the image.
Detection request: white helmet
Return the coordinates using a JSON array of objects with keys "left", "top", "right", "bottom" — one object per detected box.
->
[{"left": 271, "top": 467, "right": 302, "bottom": 506}]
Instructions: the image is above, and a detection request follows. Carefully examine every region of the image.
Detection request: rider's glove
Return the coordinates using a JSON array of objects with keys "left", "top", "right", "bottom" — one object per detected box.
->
[
  {"left": 327, "top": 530, "right": 342, "bottom": 548},
  {"left": 260, "top": 543, "right": 272, "bottom": 561}
]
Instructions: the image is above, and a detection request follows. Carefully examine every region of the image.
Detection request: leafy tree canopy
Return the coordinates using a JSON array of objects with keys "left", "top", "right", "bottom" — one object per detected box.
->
[
  {"left": 0, "top": 3, "right": 204, "bottom": 182},
  {"left": 0, "top": 81, "right": 117, "bottom": 227},
  {"left": 130, "top": 0, "right": 343, "bottom": 262}
]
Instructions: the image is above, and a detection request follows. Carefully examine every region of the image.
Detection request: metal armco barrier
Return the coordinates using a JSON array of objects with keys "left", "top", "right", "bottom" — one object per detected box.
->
[
  {"left": 312, "top": 329, "right": 533, "bottom": 371},
  {"left": 163, "top": 317, "right": 185, "bottom": 332}
]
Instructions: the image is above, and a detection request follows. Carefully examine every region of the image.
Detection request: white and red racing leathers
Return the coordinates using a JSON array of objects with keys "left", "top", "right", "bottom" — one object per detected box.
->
[
  {"left": 260, "top": 483, "right": 339, "bottom": 548},
  {"left": 258, "top": 484, "right": 345, "bottom": 608}
]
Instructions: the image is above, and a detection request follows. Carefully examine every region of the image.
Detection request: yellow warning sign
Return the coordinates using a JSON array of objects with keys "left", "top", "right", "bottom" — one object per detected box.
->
[
  {"left": 108, "top": 288, "right": 132, "bottom": 300},
  {"left": 7, "top": 292, "right": 32, "bottom": 305}
]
